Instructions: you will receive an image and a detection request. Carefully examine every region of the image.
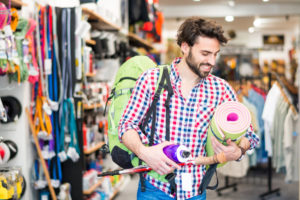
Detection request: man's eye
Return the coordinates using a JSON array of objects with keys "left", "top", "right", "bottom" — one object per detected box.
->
[{"left": 202, "top": 52, "right": 209, "bottom": 56}]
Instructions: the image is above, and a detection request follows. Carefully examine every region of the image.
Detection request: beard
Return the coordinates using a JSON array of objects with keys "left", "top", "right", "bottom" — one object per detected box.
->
[{"left": 186, "top": 50, "right": 213, "bottom": 79}]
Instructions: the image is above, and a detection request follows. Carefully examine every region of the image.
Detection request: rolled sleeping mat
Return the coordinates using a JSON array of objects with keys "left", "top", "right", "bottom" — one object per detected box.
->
[{"left": 206, "top": 101, "right": 251, "bottom": 167}]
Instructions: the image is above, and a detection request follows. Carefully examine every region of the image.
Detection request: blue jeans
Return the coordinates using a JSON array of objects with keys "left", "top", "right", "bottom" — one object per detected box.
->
[{"left": 137, "top": 179, "right": 206, "bottom": 200}]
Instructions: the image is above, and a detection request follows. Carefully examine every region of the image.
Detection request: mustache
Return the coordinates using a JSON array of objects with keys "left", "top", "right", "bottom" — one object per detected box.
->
[{"left": 199, "top": 63, "right": 214, "bottom": 67}]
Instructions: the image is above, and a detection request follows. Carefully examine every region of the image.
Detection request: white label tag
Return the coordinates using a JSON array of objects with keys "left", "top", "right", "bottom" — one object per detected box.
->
[
  {"left": 65, "top": 135, "right": 71, "bottom": 143},
  {"left": 35, "top": 180, "right": 47, "bottom": 189},
  {"left": 38, "top": 131, "right": 48, "bottom": 139},
  {"left": 43, "top": 102, "right": 52, "bottom": 115},
  {"left": 181, "top": 173, "right": 192, "bottom": 191},
  {"left": 45, "top": 59, "right": 52, "bottom": 75},
  {"left": 51, "top": 179, "right": 61, "bottom": 188},
  {"left": 41, "top": 149, "right": 50, "bottom": 159},
  {"left": 41, "top": 194, "right": 49, "bottom": 200},
  {"left": 67, "top": 147, "right": 80, "bottom": 162},
  {"left": 58, "top": 151, "right": 68, "bottom": 162},
  {"left": 48, "top": 99, "right": 59, "bottom": 111}
]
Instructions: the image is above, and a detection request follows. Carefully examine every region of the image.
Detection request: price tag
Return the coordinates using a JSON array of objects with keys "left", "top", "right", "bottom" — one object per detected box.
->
[
  {"left": 181, "top": 173, "right": 192, "bottom": 191},
  {"left": 44, "top": 59, "right": 52, "bottom": 75},
  {"left": 58, "top": 151, "right": 68, "bottom": 162},
  {"left": 67, "top": 147, "right": 80, "bottom": 162}
]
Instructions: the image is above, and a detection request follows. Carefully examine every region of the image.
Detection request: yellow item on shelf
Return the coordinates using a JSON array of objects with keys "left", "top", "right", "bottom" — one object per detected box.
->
[{"left": 10, "top": 8, "right": 19, "bottom": 32}]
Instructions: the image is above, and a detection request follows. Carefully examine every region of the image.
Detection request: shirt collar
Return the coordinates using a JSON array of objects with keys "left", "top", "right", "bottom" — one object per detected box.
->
[
  {"left": 170, "top": 57, "right": 182, "bottom": 84},
  {"left": 170, "top": 57, "right": 207, "bottom": 87}
]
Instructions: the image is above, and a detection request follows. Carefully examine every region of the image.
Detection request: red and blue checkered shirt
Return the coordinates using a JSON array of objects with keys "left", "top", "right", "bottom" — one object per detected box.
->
[{"left": 119, "top": 58, "right": 260, "bottom": 199}]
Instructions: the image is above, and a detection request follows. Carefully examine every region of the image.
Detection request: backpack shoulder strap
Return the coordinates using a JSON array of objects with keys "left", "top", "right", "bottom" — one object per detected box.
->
[{"left": 140, "top": 65, "right": 173, "bottom": 143}]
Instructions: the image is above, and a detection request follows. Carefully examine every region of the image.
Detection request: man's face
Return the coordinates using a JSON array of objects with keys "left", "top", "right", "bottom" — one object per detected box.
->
[{"left": 184, "top": 36, "right": 220, "bottom": 78}]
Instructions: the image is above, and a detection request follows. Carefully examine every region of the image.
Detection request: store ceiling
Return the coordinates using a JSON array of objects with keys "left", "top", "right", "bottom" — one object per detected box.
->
[{"left": 159, "top": 0, "right": 300, "bottom": 33}]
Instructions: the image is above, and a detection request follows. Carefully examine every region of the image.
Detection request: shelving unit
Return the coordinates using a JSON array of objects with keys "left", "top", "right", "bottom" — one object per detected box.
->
[
  {"left": 83, "top": 103, "right": 103, "bottom": 110},
  {"left": 85, "top": 72, "right": 96, "bottom": 77},
  {"left": 85, "top": 39, "right": 96, "bottom": 46},
  {"left": 83, "top": 178, "right": 104, "bottom": 195},
  {"left": 2, "top": 0, "right": 27, "bottom": 7},
  {"left": 128, "top": 32, "right": 154, "bottom": 50},
  {"left": 109, "top": 175, "right": 131, "bottom": 200},
  {"left": 82, "top": 7, "right": 156, "bottom": 51},
  {"left": 82, "top": 7, "right": 121, "bottom": 31},
  {"left": 84, "top": 141, "right": 105, "bottom": 155}
]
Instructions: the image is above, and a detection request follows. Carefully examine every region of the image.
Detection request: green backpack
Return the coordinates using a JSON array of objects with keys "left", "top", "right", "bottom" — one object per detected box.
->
[{"left": 107, "top": 55, "right": 173, "bottom": 173}]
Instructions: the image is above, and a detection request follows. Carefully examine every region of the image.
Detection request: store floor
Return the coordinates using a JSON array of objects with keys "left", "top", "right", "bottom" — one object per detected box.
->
[{"left": 115, "top": 169, "right": 299, "bottom": 200}]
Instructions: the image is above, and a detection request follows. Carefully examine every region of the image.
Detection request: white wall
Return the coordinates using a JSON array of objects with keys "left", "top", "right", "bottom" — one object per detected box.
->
[{"left": 0, "top": 77, "right": 35, "bottom": 200}]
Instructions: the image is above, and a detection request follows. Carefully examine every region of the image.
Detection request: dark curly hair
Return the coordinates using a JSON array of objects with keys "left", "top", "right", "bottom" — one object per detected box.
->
[{"left": 177, "top": 17, "right": 228, "bottom": 47}]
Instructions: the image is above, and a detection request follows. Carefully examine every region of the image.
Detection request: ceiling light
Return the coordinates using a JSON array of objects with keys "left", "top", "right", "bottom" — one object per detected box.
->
[
  {"left": 193, "top": 0, "right": 201, "bottom": 2},
  {"left": 262, "top": 0, "right": 269, "bottom": 2},
  {"left": 248, "top": 27, "right": 255, "bottom": 33},
  {"left": 225, "top": 16, "right": 234, "bottom": 22},
  {"left": 253, "top": 18, "right": 261, "bottom": 27},
  {"left": 228, "top": 0, "right": 235, "bottom": 7}
]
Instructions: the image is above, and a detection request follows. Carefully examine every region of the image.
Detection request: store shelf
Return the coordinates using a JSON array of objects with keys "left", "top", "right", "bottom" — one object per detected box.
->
[
  {"left": 82, "top": 7, "right": 121, "bottom": 31},
  {"left": 85, "top": 72, "right": 96, "bottom": 77},
  {"left": 84, "top": 141, "right": 106, "bottom": 155},
  {"left": 83, "top": 103, "right": 103, "bottom": 110},
  {"left": 109, "top": 175, "right": 131, "bottom": 200},
  {"left": 83, "top": 178, "right": 104, "bottom": 195},
  {"left": 2, "top": 0, "right": 27, "bottom": 7},
  {"left": 127, "top": 32, "right": 154, "bottom": 50},
  {"left": 85, "top": 39, "right": 96, "bottom": 46}
]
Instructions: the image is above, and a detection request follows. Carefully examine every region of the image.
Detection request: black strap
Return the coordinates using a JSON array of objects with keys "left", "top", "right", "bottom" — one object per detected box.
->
[
  {"left": 118, "top": 76, "right": 137, "bottom": 83},
  {"left": 198, "top": 164, "right": 219, "bottom": 195},
  {"left": 138, "top": 66, "right": 174, "bottom": 192},
  {"left": 163, "top": 67, "right": 173, "bottom": 141},
  {"left": 165, "top": 173, "right": 177, "bottom": 195}
]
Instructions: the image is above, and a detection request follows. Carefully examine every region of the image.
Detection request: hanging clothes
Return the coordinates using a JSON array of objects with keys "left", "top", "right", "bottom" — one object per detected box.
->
[
  {"left": 270, "top": 96, "right": 289, "bottom": 172},
  {"left": 283, "top": 108, "right": 299, "bottom": 183},
  {"left": 262, "top": 83, "right": 281, "bottom": 156}
]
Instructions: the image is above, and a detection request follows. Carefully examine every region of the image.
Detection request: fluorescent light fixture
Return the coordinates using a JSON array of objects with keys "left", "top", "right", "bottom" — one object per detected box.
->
[
  {"left": 253, "top": 18, "right": 261, "bottom": 27},
  {"left": 225, "top": 16, "right": 234, "bottom": 22},
  {"left": 262, "top": 0, "right": 269, "bottom": 2},
  {"left": 248, "top": 27, "right": 255, "bottom": 33},
  {"left": 228, "top": 0, "right": 235, "bottom": 7},
  {"left": 193, "top": 0, "right": 201, "bottom": 1}
]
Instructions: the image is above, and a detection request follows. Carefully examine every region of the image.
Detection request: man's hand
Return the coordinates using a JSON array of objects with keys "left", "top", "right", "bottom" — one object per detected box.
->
[
  {"left": 138, "top": 141, "right": 181, "bottom": 175},
  {"left": 210, "top": 136, "right": 242, "bottom": 161}
]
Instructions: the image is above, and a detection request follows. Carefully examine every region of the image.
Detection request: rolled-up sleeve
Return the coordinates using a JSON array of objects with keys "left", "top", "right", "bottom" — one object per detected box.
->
[
  {"left": 118, "top": 70, "right": 153, "bottom": 144},
  {"left": 223, "top": 81, "right": 260, "bottom": 149}
]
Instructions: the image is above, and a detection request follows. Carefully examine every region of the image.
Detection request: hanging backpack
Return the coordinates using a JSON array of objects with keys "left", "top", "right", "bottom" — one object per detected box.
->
[{"left": 106, "top": 55, "right": 174, "bottom": 170}]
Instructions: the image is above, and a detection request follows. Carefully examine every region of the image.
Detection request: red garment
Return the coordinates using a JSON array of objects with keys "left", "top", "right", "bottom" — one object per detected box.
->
[{"left": 251, "top": 84, "right": 266, "bottom": 100}]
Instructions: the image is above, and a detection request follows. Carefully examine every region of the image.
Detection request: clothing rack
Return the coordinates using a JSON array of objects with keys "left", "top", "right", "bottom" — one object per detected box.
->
[
  {"left": 216, "top": 176, "right": 237, "bottom": 196},
  {"left": 259, "top": 72, "right": 280, "bottom": 200}
]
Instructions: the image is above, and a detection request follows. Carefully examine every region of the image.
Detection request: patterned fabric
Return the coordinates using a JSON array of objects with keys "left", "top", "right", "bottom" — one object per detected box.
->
[{"left": 119, "top": 58, "right": 260, "bottom": 200}]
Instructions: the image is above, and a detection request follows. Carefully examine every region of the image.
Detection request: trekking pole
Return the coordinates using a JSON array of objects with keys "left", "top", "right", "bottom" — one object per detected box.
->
[{"left": 97, "top": 152, "right": 227, "bottom": 177}]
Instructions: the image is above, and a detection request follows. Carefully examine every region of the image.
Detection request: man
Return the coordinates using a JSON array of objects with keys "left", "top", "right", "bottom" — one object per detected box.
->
[{"left": 119, "top": 17, "right": 260, "bottom": 200}]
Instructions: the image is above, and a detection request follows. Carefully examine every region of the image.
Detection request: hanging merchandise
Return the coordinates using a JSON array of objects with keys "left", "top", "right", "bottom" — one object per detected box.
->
[
  {"left": 0, "top": 96, "right": 22, "bottom": 124},
  {"left": 33, "top": 159, "right": 47, "bottom": 190},
  {"left": 10, "top": 8, "right": 18, "bottom": 32},
  {"left": 26, "top": 18, "right": 39, "bottom": 84},
  {"left": 8, "top": 18, "right": 29, "bottom": 83},
  {"left": 0, "top": 98, "right": 7, "bottom": 122},
  {"left": 0, "top": 2, "right": 9, "bottom": 30},
  {"left": 128, "top": 0, "right": 149, "bottom": 25},
  {"left": 58, "top": 99, "right": 80, "bottom": 163},
  {"left": 0, "top": 32, "right": 8, "bottom": 75},
  {"left": 0, "top": 167, "right": 26, "bottom": 200}
]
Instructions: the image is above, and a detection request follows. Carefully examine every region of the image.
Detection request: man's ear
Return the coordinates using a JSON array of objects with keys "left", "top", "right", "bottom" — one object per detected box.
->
[{"left": 180, "top": 42, "right": 190, "bottom": 55}]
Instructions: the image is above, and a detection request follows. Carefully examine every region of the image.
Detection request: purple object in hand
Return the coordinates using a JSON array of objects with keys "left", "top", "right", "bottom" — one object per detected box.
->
[{"left": 163, "top": 144, "right": 190, "bottom": 163}]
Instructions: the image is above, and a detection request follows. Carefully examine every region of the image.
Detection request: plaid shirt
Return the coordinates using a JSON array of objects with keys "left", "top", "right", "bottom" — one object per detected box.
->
[{"left": 119, "top": 58, "right": 260, "bottom": 199}]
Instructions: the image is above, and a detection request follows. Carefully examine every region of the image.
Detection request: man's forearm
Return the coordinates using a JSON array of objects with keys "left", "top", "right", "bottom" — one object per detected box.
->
[{"left": 122, "top": 129, "right": 146, "bottom": 159}]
